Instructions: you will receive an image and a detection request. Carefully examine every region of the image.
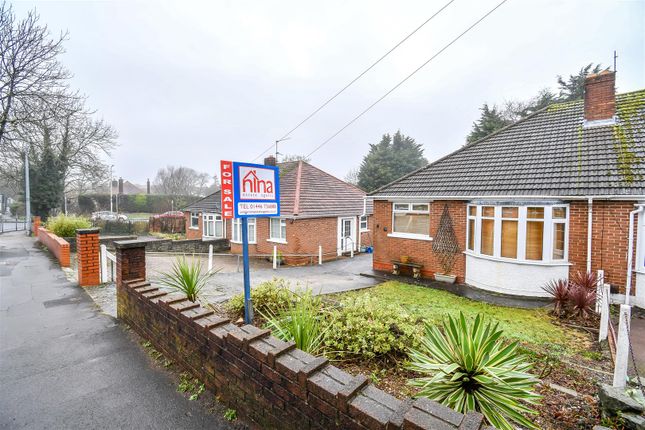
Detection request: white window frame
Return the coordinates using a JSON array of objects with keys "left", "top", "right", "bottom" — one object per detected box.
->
[
  {"left": 268, "top": 217, "right": 287, "bottom": 244},
  {"left": 637, "top": 209, "right": 645, "bottom": 273},
  {"left": 465, "top": 203, "right": 569, "bottom": 265},
  {"left": 389, "top": 202, "right": 432, "bottom": 240},
  {"left": 203, "top": 213, "right": 224, "bottom": 239},
  {"left": 232, "top": 218, "right": 256, "bottom": 244},
  {"left": 190, "top": 212, "right": 199, "bottom": 229},
  {"left": 360, "top": 215, "right": 369, "bottom": 232}
]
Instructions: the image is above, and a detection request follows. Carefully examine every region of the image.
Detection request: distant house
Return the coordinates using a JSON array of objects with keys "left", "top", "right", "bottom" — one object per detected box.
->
[
  {"left": 368, "top": 71, "right": 645, "bottom": 307},
  {"left": 183, "top": 159, "right": 373, "bottom": 264}
]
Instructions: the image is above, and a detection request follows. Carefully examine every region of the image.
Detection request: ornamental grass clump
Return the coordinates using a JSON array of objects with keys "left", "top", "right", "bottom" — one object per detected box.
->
[
  {"left": 159, "top": 256, "right": 215, "bottom": 302},
  {"left": 407, "top": 312, "right": 541, "bottom": 430},
  {"left": 260, "top": 289, "right": 328, "bottom": 355}
]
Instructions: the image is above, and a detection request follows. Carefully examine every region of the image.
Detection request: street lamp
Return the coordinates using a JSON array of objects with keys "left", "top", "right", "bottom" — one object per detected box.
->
[
  {"left": 109, "top": 164, "right": 114, "bottom": 213},
  {"left": 24, "top": 148, "right": 31, "bottom": 236}
]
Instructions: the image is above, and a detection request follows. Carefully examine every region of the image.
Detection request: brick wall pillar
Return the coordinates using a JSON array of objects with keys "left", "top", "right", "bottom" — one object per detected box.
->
[
  {"left": 76, "top": 228, "right": 100, "bottom": 287},
  {"left": 32, "top": 216, "right": 41, "bottom": 237},
  {"left": 115, "top": 240, "right": 147, "bottom": 319}
]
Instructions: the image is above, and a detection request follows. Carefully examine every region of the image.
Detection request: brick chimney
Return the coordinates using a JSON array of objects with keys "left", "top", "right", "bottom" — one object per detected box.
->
[
  {"left": 118, "top": 177, "right": 124, "bottom": 194},
  {"left": 146, "top": 178, "right": 150, "bottom": 194},
  {"left": 264, "top": 155, "right": 277, "bottom": 166},
  {"left": 584, "top": 70, "right": 616, "bottom": 122}
]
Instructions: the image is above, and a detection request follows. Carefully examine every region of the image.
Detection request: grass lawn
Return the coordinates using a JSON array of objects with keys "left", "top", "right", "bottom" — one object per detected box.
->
[
  {"left": 123, "top": 212, "right": 155, "bottom": 219},
  {"left": 335, "top": 281, "right": 587, "bottom": 352}
]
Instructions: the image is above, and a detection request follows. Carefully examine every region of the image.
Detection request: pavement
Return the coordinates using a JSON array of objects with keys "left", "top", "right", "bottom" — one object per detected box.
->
[
  {"left": 629, "top": 310, "right": 645, "bottom": 377},
  {"left": 0, "top": 231, "right": 234, "bottom": 429}
]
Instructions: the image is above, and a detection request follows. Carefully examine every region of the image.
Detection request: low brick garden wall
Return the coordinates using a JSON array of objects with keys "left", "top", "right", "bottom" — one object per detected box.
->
[
  {"left": 37, "top": 227, "right": 70, "bottom": 267},
  {"left": 143, "top": 238, "right": 229, "bottom": 254},
  {"left": 115, "top": 240, "right": 491, "bottom": 430}
]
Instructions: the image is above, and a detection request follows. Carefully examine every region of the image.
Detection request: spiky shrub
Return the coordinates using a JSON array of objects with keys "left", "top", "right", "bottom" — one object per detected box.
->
[
  {"left": 542, "top": 279, "right": 570, "bottom": 317},
  {"left": 570, "top": 270, "right": 598, "bottom": 291},
  {"left": 568, "top": 285, "right": 596, "bottom": 319},
  {"left": 45, "top": 214, "right": 91, "bottom": 237},
  {"left": 158, "top": 256, "right": 215, "bottom": 302},
  {"left": 407, "top": 313, "right": 541, "bottom": 430},
  {"left": 260, "top": 290, "right": 327, "bottom": 354}
]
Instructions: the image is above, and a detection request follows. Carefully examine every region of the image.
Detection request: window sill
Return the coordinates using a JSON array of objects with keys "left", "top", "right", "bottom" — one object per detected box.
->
[
  {"left": 464, "top": 251, "right": 571, "bottom": 267},
  {"left": 267, "top": 238, "right": 288, "bottom": 245},
  {"left": 387, "top": 233, "right": 433, "bottom": 241},
  {"left": 230, "top": 240, "right": 257, "bottom": 245},
  {"left": 203, "top": 236, "right": 224, "bottom": 241},
  {"left": 189, "top": 226, "right": 199, "bottom": 230},
  {"left": 360, "top": 229, "right": 370, "bottom": 233}
]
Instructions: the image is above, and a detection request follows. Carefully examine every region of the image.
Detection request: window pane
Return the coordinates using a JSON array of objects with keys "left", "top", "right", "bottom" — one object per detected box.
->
[
  {"left": 501, "top": 220, "right": 518, "bottom": 258},
  {"left": 468, "top": 219, "right": 475, "bottom": 251},
  {"left": 502, "top": 207, "right": 518, "bottom": 218},
  {"left": 393, "top": 213, "right": 429, "bottom": 235},
  {"left": 553, "top": 223, "right": 565, "bottom": 259},
  {"left": 553, "top": 207, "right": 567, "bottom": 219},
  {"left": 482, "top": 206, "right": 495, "bottom": 217},
  {"left": 526, "top": 221, "right": 544, "bottom": 260},
  {"left": 481, "top": 219, "right": 494, "bottom": 255},
  {"left": 393, "top": 203, "right": 409, "bottom": 211},
  {"left": 215, "top": 220, "right": 223, "bottom": 238},
  {"left": 281, "top": 222, "right": 286, "bottom": 239},
  {"left": 468, "top": 206, "right": 477, "bottom": 216},
  {"left": 412, "top": 204, "right": 428, "bottom": 212},
  {"left": 527, "top": 207, "right": 544, "bottom": 219}
]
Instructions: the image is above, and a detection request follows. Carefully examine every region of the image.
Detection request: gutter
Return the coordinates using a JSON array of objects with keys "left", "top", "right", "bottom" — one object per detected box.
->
[
  {"left": 367, "top": 195, "right": 645, "bottom": 201},
  {"left": 587, "top": 198, "right": 593, "bottom": 273},
  {"left": 625, "top": 204, "right": 645, "bottom": 305}
]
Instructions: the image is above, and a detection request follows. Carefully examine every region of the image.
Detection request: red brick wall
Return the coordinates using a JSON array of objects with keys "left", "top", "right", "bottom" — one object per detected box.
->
[
  {"left": 37, "top": 227, "right": 70, "bottom": 267},
  {"left": 230, "top": 217, "right": 345, "bottom": 265},
  {"left": 569, "top": 200, "right": 637, "bottom": 293},
  {"left": 77, "top": 229, "right": 100, "bottom": 286},
  {"left": 32, "top": 216, "right": 41, "bottom": 237},
  {"left": 372, "top": 200, "right": 467, "bottom": 282},
  {"left": 115, "top": 241, "right": 484, "bottom": 430}
]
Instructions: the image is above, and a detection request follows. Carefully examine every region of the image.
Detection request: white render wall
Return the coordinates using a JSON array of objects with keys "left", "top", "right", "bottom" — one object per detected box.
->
[{"left": 465, "top": 254, "right": 570, "bottom": 297}]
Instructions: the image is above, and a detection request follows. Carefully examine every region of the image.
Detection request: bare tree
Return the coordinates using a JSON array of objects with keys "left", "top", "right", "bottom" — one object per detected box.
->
[
  {"left": 153, "top": 166, "right": 214, "bottom": 196},
  {"left": 344, "top": 167, "right": 360, "bottom": 187},
  {"left": 0, "top": 2, "right": 70, "bottom": 146}
]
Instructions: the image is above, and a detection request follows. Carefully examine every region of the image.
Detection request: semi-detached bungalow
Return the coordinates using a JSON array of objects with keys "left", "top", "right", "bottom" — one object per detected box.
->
[
  {"left": 368, "top": 71, "right": 645, "bottom": 307},
  {"left": 183, "top": 158, "right": 373, "bottom": 264}
]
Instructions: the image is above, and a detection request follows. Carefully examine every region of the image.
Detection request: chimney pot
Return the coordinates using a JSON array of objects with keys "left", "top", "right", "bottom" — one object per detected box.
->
[
  {"left": 264, "top": 155, "right": 277, "bottom": 166},
  {"left": 584, "top": 70, "right": 616, "bottom": 123}
]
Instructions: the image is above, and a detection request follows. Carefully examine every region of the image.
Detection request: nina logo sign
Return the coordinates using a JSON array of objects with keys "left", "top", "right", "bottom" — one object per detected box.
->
[{"left": 239, "top": 166, "right": 275, "bottom": 200}]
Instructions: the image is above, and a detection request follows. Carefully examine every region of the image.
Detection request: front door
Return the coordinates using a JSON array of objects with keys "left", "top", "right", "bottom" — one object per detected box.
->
[{"left": 338, "top": 217, "right": 356, "bottom": 255}]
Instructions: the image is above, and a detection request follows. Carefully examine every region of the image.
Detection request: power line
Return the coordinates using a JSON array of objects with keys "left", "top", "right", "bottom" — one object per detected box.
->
[
  {"left": 305, "top": 0, "right": 509, "bottom": 159},
  {"left": 252, "top": 0, "right": 457, "bottom": 162}
]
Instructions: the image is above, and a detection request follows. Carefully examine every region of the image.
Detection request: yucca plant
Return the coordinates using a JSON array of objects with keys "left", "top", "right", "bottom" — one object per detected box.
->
[
  {"left": 568, "top": 284, "right": 596, "bottom": 319},
  {"left": 407, "top": 313, "right": 541, "bottom": 430},
  {"left": 260, "top": 290, "right": 328, "bottom": 355},
  {"left": 158, "top": 256, "right": 215, "bottom": 302},
  {"left": 542, "top": 278, "right": 570, "bottom": 317},
  {"left": 570, "top": 270, "right": 598, "bottom": 291}
]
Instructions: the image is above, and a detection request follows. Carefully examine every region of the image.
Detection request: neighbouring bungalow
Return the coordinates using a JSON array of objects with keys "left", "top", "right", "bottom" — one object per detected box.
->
[
  {"left": 368, "top": 71, "right": 645, "bottom": 307},
  {"left": 183, "top": 158, "right": 373, "bottom": 264}
]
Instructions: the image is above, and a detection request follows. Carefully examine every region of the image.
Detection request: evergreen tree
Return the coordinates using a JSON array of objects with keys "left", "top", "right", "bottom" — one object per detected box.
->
[
  {"left": 29, "top": 128, "right": 65, "bottom": 218},
  {"left": 357, "top": 131, "right": 427, "bottom": 192},
  {"left": 466, "top": 104, "right": 509, "bottom": 144},
  {"left": 556, "top": 63, "right": 605, "bottom": 101}
]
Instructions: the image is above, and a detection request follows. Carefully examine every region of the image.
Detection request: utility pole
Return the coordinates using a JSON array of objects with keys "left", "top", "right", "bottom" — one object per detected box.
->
[
  {"left": 274, "top": 137, "right": 290, "bottom": 162},
  {"left": 109, "top": 164, "right": 113, "bottom": 212},
  {"left": 24, "top": 150, "right": 31, "bottom": 236}
]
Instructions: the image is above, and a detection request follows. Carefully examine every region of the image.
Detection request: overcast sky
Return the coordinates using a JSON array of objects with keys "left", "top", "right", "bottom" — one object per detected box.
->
[{"left": 11, "top": 0, "right": 645, "bottom": 186}]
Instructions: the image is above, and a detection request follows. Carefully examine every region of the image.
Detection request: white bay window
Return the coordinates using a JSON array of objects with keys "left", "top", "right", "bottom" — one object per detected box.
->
[
  {"left": 232, "top": 218, "right": 256, "bottom": 244},
  {"left": 466, "top": 204, "right": 568, "bottom": 263}
]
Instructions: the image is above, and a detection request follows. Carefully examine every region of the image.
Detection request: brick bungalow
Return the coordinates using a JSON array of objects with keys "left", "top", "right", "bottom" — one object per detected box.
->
[
  {"left": 369, "top": 71, "right": 645, "bottom": 306},
  {"left": 183, "top": 159, "right": 373, "bottom": 264}
]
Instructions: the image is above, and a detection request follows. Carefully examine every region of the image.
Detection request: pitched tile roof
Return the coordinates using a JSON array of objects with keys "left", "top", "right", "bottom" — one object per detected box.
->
[
  {"left": 370, "top": 90, "right": 645, "bottom": 199},
  {"left": 183, "top": 162, "right": 371, "bottom": 218}
]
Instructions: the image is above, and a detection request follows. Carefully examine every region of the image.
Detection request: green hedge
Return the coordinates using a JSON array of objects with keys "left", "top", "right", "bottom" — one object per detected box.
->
[
  {"left": 77, "top": 194, "right": 199, "bottom": 214},
  {"left": 45, "top": 214, "right": 92, "bottom": 237}
]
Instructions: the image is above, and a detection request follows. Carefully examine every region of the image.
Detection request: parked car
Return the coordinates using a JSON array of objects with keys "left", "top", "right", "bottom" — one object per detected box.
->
[
  {"left": 154, "top": 211, "right": 185, "bottom": 218},
  {"left": 91, "top": 211, "right": 128, "bottom": 222}
]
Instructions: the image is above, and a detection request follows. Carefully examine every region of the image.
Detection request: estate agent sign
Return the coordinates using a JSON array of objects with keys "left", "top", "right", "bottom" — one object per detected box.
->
[
  {"left": 220, "top": 160, "right": 280, "bottom": 324},
  {"left": 220, "top": 160, "right": 280, "bottom": 219}
]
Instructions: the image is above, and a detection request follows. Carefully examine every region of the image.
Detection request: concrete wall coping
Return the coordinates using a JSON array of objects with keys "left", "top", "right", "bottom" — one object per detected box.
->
[{"left": 76, "top": 228, "right": 100, "bottom": 235}]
